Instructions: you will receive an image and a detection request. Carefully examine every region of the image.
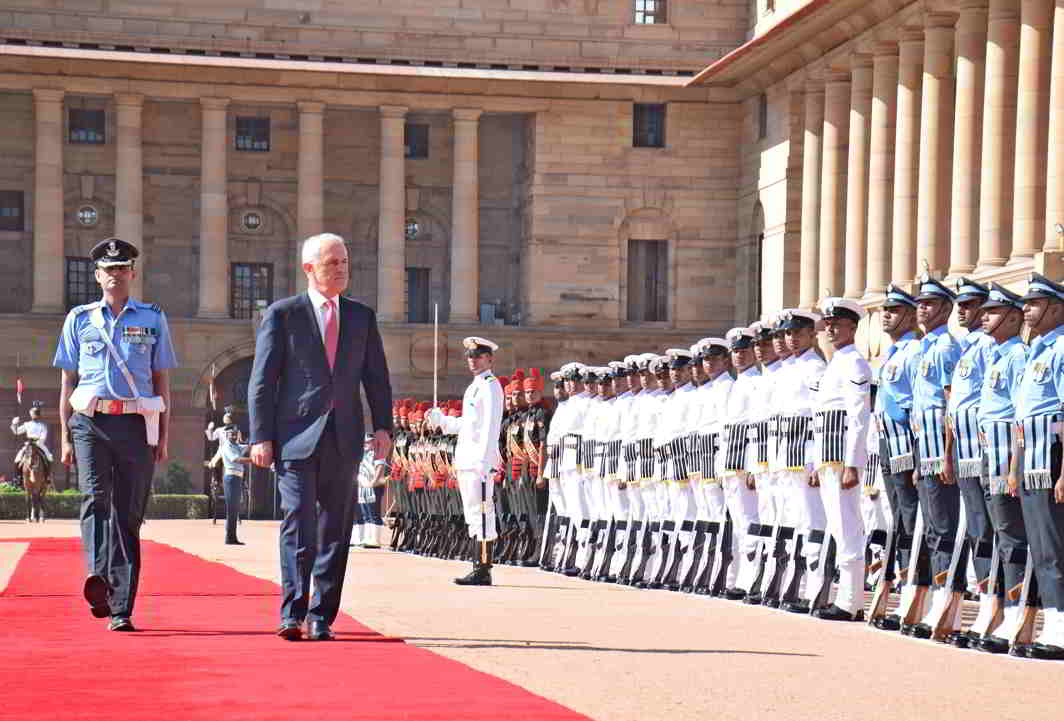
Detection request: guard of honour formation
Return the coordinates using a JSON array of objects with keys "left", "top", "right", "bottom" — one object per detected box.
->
[{"left": 385, "top": 273, "right": 1064, "bottom": 661}]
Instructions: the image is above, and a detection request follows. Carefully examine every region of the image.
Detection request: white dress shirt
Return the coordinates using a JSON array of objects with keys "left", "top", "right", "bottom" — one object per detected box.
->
[
  {"left": 307, "top": 286, "right": 341, "bottom": 342},
  {"left": 814, "top": 343, "right": 872, "bottom": 469},
  {"left": 436, "top": 369, "right": 504, "bottom": 472}
]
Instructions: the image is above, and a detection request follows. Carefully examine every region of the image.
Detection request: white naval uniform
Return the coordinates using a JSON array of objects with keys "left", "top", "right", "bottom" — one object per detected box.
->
[
  {"left": 812, "top": 343, "right": 872, "bottom": 614},
  {"left": 690, "top": 372, "right": 734, "bottom": 585},
  {"left": 11, "top": 419, "right": 53, "bottom": 463},
  {"left": 435, "top": 369, "right": 504, "bottom": 541},
  {"left": 723, "top": 366, "right": 763, "bottom": 591},
  {"left": 544, "top": 395, "right": 571, "bottom": 518},
  {"left": 753, "top": 360, "right": 785, "bottom": 539}
]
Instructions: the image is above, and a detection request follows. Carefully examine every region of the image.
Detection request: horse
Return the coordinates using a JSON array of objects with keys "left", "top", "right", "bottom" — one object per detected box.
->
[{"left": 15, "top": 441, "right": 50, "bottom": 522}]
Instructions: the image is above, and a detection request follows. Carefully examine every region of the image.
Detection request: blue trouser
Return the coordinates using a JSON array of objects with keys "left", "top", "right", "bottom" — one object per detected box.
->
[
  {"left": 360, "top": 486, "right": 384, "bottom": 525},
  {"left": 277, "top": 417, "right": 358, "bottom": 625},
  {"left": 223, "top": 473, "right": 243, "bottom": 541},
  {"left": 916, "top": 473, "right": 962, "bottom": 589},
  {"left": 879, "top": 436, "right": 929, "bottom": 586},
  {"left": 1018, "top": 442, "right": 1064, "bottom": 611},
  {"left": 70, "top": 412, "right": 154, "bottom": 619},
  {"left": 957, "top": 474, "right": 994, "bottom": 585}
]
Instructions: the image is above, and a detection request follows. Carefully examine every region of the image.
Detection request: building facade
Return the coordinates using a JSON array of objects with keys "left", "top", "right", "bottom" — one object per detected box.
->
[{"left": 0, "top": 0, "right": 1060, "bottom": 494}]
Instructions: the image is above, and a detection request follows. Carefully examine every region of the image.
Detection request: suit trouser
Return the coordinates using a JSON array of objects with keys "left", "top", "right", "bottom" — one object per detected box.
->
[
  {"left": 277, "top": 417, "right": 358, "bottom": 625},
  {"left": 1018, "top": 442, "right": 1064, "bottom": 611},
  {"left": 879, "top": 455, "right": 925, "bottom": 585},
  {"left": 986, "top": 493, "right": 1025, "bottom": 606},
  {"left": 223, "top": 473, "right": 243, "bottom": 541},
  {"left": 915, "top": 473, "right": 961, "bottom": 585},
  {"left": 817, "top": 465, "right": 866, "bottom": 613},
  {"left": 957, "top": 475, "right": 994, "bottom": 584},
  {"left": 71, "top": 412, "right": 154, "bottom": 619}
]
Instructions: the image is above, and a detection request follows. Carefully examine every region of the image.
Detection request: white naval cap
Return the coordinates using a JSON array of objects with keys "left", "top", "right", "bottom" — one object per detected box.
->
[
  {"left": 777, "top": 308, "right": 821, "bottom": 330},
  {"left": 819, "top": 297, "right": 867, "bottom": 323},
  {"left": 726, "top": 327, "right": 756, "bottom": 350},
  {"left": 665, "top": 347, "right": 693, "bottom": 368},
  {"left": 462, "top": 336, "right": 499, "bottom": 354},
  {"left": 650, "top": 354, "right": 671, "bottom": 373},
  {"left": 549, "top": 371, "right": 564, "bottom": 382},
  {"left": 697, "top": 337, "right": 729, "bottom": 355}
]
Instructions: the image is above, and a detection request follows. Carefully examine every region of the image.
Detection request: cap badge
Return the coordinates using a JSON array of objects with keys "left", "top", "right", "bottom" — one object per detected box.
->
[{"left": 107, "top": 241, "right": 119, "bottom": 257}]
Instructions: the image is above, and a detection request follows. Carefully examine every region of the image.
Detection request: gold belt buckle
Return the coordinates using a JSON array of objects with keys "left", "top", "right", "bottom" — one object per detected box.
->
[{"left": 106, "top": 400, "right": 123, "bottom": 414}]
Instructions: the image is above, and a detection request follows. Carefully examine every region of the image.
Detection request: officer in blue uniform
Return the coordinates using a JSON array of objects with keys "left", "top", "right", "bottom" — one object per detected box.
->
[
  {"left": 1009, "top": 273, "right": 1064, "bottom": 659},
  {"left": 53, "top": 238, "right": 178, "bottom": 632},
  {"left": 904, "top": 274, "right": 962, "bottom": 637}
]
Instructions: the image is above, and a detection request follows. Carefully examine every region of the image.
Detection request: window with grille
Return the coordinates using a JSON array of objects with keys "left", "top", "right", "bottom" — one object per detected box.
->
[
  {"left": 634, "top": 0, "right": 667, "bottom": 24},
  {"left": 65, "top": 257, "right": 96, "bottom": 310},
  {"left": 406, "top": 267, "right": 430, "bottom": 324},
  {"left": 633, "top": 103, "right": 666, "bottom": 148},
  {"left": 404, "top": 124, "right": 429, "bottom": 159},
  {"left": 230, "top": 263, "right": 273, "bottom": 319},
  {"left": 0, "top": 191, "right": 24, "bottom": 231},
  {"left": 627, "top": 239, "right": 668, "bottom": 322},
  {"left": 69, "top": 109, "right": 106, "bottom": 145},
  {"left": 235, "top": 116, "right": 270, "bottom": 152}
]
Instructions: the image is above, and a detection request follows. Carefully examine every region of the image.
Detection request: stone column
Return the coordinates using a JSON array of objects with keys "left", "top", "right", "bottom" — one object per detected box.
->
[
  {"left": 916, "top": 14, "right": 957, "bottom": 278},
  {"left": 799, "top": 85, "right": 824, "bottom": 307},
  {"left": 949, "top": 2, "right": 988, "bottom": 276},
  {"left": 844, "top": 56, "right": 872, "bottom": 298},
  {"left": 865, "top": 45, "right": 898, "bottom": 296},
  {"left": 450, "top": 108, "right": 482, "bottom": 324},
  {"left": 893, "top": 31, "right": 924, "bottom": 282},
  {"left": 297, "top": 101, "right": 325, "bottom": 294},
  {"left": 819, "top": 74, "right": 850, "bottom": 299},
  {"left": 1047, "top": 0, "right": 1064, "bottom": 249},
  {"left": 31, "top": 89, "right": 64, "bottom": 314},
  {"left": 377, "top": 105, "right": 408, "bottom": 322},
  {"left": 979, "top": 0, "right": 1021, "bottom": 267},
  {"left": 115, "top": 94, "right": 145, "bottom": 299},
  {"left": 197, "top": 97, "right": 230, "bottom": 318},
  {"left": 1011, "top": 0, "right": 1053, "bottom": 260}
]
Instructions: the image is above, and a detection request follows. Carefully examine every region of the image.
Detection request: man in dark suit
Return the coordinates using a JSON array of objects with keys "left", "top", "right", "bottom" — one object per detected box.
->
[{"left": 248, "top": 232, "right": 393, "bottom": 641}]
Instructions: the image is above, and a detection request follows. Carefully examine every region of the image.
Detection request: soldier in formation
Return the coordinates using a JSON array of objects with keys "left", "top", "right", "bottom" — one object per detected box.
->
[{"left": 384, "top": 274, "right": 1064, "bottom": 659}]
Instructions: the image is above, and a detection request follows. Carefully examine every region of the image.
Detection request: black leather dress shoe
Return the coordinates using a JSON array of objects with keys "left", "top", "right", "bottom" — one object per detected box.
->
[
  {"left": 904, "top": 623, "right": 932, "bottom": 639},
  {"left": 308, "top": 621, "right": 334, "bottom": 641},
  {"left": 723, "top": 587, "right": 747, "bottom": 601},
  {"left": 454, "top": 564, "right": 493, "bottom": 586},
  {"left": 83, "top": 574, "right": 111, "bottom": 619},
  {"left": 872, "top": 614, "right": 901, "bottom": 631},
  {"left": 225, "top": 539, "right": 245, "bottom": 545},
  {"left": 946, "top": 630, "right": 978, "bottom": 649},
  {"left": 743, "top": 593, "right": 763, "bottom": 606},
  {"left": 763, "top": 597, "right": 781, "bottom": 609},
  {"left": 1024, "top": 643, "right": 1064, "bottom": 660},
  {"left": 812, "top": 604, "right": 864, "bottom": 622},
  {"left": 277, "top": 621, "right": 303, "bottom": 641},
  {"left": 783, "top": 599, "right": 811, "bottom": 614},
  {"left": 108, "top": 617, "right": 136, "bottom": 632},
  {"left": 977, "top": 635, "right": 1010, "bottom": 654}
]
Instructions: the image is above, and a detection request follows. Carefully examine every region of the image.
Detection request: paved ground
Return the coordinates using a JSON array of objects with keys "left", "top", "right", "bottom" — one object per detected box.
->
[{"left": 2, "top": 519, "right": 1059, "bottom": 721}]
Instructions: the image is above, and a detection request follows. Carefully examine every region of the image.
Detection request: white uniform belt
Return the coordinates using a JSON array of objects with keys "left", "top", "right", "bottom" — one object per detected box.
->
[{"left": 95, "top": 400, "right": 140, "bottom": 415}]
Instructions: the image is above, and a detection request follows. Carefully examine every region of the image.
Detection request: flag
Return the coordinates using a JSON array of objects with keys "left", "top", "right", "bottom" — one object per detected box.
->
[{"left": 15, "top": 376, "right": 23, "bottom": 406}]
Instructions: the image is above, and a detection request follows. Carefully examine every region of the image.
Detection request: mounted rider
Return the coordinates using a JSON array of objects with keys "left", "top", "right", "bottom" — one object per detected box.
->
[{"left": 11, "top": 402, "right": 53, "bottom": 480}]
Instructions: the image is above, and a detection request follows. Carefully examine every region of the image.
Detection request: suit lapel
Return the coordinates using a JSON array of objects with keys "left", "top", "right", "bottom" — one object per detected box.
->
[
  {"left": 300, "top": 292, "right": 330, "bottom": 374},
  {"left": 332, "top": 296, "right": 353, "bottom": 378}
]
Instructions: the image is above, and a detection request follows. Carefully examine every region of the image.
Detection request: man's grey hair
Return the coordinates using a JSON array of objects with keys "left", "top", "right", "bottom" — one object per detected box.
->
[{"left": 301, "top": 233, "right": 346, "bottom": 265}]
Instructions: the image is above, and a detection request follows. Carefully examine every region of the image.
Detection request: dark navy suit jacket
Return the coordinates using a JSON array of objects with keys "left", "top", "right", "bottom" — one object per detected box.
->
[{"left": 248, "top": 293, "right": 393, "bottom": 463}]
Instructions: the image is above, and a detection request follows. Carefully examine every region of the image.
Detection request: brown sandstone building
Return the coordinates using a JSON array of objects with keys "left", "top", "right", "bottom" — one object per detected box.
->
[{"left": 0, "top": 0, "right": 1061, "bottom": 502}]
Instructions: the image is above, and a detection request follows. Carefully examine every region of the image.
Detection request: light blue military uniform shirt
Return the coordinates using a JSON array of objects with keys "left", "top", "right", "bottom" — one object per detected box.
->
[
  {"left": 978, "top": 336, "right": 1028, "bottom": 424},
  {"left": 1012, "top": 325, "right": 1064, "bottom": 422},
  {"left": 947, "top": 330, "right": 995, "bottom": 415},
  {"left": 875, "top": 331, "right": 921, "bottom": 423},
  {"left": 53, "top": 298, "right": 179, "bottom": 400},
  {"left": 910, "top": 324, "right": 961, "bottom": 413}
]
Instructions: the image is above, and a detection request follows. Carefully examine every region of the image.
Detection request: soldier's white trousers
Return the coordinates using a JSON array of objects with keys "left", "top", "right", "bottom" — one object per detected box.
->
[
  {"left": 779, "top": 469, "right": 827, "bottom": 562},
  {"left": 457, "top": 468, "right": 497, "bottom": 542},
  {"left": 816, "top": 464, "right": 866, "bottom": 614},
  {"left": 724, "top": 472, "right": 760, "bottom": 591}
]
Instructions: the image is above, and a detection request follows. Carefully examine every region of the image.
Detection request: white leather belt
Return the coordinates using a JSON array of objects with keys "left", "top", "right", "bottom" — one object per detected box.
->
[{"left": 96, "top": 400, "right": 139, "bottom": 415}]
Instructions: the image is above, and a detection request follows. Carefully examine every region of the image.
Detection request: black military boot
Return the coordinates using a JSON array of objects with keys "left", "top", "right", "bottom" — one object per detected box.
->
[{"left": 455, "top": 541, "right": 494, "bottom": 586}]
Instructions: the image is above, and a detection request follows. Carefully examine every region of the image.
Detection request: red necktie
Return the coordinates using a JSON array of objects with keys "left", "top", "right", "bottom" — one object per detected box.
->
[{"left": 323, "top": 299, "right": 338, "bottom": 371}]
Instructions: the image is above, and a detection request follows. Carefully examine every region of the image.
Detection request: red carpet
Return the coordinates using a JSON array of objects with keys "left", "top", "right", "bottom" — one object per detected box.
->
[{"left": 0, "top": 538, "right": 591, "bottom": 721}]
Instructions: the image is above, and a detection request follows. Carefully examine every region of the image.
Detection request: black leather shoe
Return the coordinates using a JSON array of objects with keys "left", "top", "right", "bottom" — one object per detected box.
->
[
  {"left": 455, "top": 564, "right": 493, "bottom": 586},
  {"left": 872, "top": 614, "right": 901, "bottom": 632},
  {"left": 743, "top": 593, "right": 763, "bottom": 606},
  {"left": 277, "top": 620, "right": 303, "bottom": 641},
  {"left": 812, "top": 604, "right": 864, "bottom": 622},
  {"left": 783, "top": 599, "right": 811, "bottom": 614},
  {"left": 945, "top": 630, "right": 977, "bottom": 649},
  {"left": 1025, "top": 643, "right": 1064, "bottom": 661},
  {"left": 763, "top": 597, "right": 781, "bottom": 609},
  {"left": 307, "top": 621, "right": 334, "bottom": 641},
  {"left": 1010, "top": 643, "right": 1034, "bottom": 658},
  {"left": 906, "top": 622, "right": 932, "bottom": 639},
  {"left": 83, "top": 574, "right": 111, "bottom": 619},
  {"left": 723, "top": 587, "right": 747, "bottom": 601},
  {"left": 108, "top": 617, "right": 136, "bottom": 632},
  {"left": 977, "top": 635, "right": 1010, "bottom": 654}
]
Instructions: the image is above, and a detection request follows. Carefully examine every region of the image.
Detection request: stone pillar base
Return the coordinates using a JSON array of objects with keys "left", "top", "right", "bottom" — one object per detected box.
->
[{"left": 1035, "top": 250, "right": 1064, "bottom": 278}]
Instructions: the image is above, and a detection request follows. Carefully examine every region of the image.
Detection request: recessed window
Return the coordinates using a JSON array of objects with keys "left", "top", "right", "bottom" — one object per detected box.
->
[
  {"left": 406, "top": 267, "right": 430, "bottom": 324},
  {"left": 65, "top": 257, "right": 96, "bottom": 310},
  {"left": 404, "top": 123, "right": 429, "bottom": 159},
  {"left": 69, "top": 109, "right": 106, "bottom": 145},
  {"left": 627, "top": 238, "right": 667, "bottom": 322},
  {"left": 240, "top": 210, "right": 263, "bottom": 232},
  {"left": 235, "top": 116, "right": 270, "bottom": 152},
  {"left": 77, "top": 205, "right": 99, "bottom": 227},
  {"left": 758, "top": 93, "right": 768, "bottom": 140},
  {"left": 231, "top": 263, "right": 274, "bottom": 319},
  {"left": 633, "top": 103, "right": 666, "bottom": 148},
  {"left": 634, "top": 0, "right": 667, "bottom": 24},
  {"left": 0, "top": 191, "right": 25, "bottom": 231}
]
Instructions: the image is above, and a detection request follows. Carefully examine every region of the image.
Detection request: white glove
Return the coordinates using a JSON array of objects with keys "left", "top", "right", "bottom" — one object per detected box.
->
[
  {"left": 11, "top": 417, "right": 19, "bottom": 426},
  {"left": 425, "top": 407, "right": 443, "bottom": 428}
]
